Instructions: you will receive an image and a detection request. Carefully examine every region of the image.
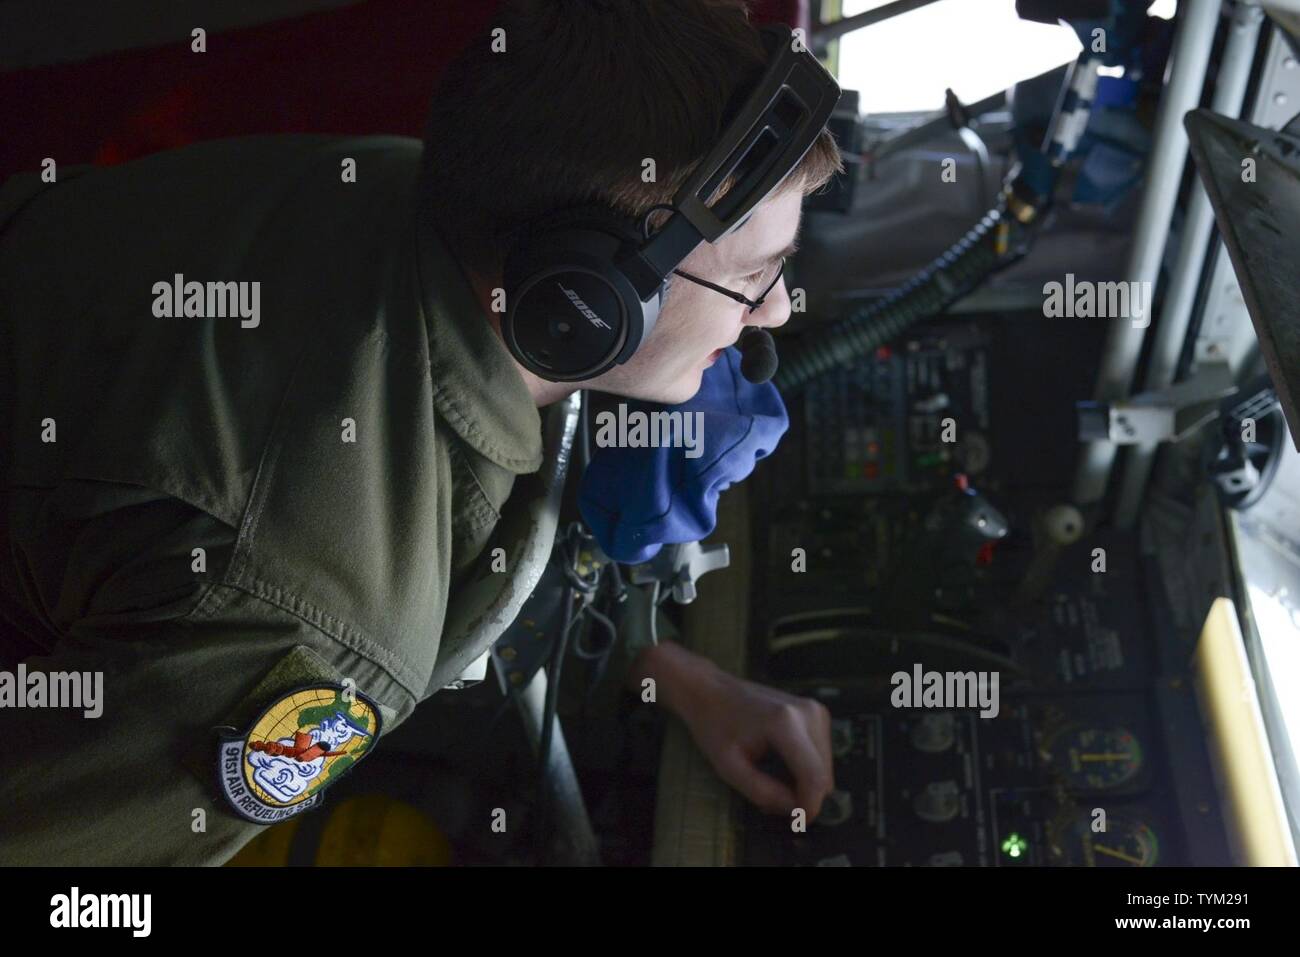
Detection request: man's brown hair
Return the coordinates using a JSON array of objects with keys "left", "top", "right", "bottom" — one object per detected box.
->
[{"left": 421, "top": 0, "right": 843, "bottom": 278}]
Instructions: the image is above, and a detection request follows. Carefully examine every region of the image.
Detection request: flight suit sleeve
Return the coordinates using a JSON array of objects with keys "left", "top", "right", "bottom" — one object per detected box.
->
[
  {"left": 0, "top": 584, "right": 416, "bottom": 866},
  {"left": 0, "top": 485, "right": 418, "bottom": 866}
]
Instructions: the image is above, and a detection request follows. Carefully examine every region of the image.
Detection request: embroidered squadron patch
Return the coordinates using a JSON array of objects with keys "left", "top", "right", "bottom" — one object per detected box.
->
[{"left": 217, "top": 685, "right": 382, "bottom": 824}]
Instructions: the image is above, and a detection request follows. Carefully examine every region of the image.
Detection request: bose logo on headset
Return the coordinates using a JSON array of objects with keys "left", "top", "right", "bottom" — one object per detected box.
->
[{"left": 558, "top": 282, "right": 612, "bottom": 330}]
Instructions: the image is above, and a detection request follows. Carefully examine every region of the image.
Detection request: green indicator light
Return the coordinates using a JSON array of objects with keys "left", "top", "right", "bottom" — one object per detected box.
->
[{"left": 1001, "top": 833, "right": 1028, "bottom": 858}]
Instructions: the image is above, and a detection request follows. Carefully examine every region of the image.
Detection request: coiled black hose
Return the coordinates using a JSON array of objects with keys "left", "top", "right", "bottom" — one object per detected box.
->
[{"left": 774, "top": 204, "right": 1024, "bottom": 395}]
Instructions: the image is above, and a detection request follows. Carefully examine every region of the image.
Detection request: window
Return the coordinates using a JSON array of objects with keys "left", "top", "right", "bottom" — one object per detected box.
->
[{"left": 836, "top": 0, "right": 1083, "bottom": 115}]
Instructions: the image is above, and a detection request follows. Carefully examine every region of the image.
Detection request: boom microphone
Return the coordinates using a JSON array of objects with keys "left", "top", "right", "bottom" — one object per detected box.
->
[{"left": 738, "top": 326, "right": 778, "bottom": 384}]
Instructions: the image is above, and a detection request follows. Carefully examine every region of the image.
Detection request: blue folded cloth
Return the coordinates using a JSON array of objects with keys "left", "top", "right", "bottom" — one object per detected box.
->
[{"left": 578, "top": 346, "right": 789, "bottom": 564}]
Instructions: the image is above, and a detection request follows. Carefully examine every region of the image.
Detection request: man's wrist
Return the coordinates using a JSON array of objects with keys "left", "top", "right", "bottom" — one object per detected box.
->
[{"left": 627, "top": 640, "right": 721, "bottom": 719}]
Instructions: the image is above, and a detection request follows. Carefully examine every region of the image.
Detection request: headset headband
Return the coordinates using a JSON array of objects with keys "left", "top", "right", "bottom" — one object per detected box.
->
[{"left": 620, "top": 24, "right": 842, "bottom": 299}]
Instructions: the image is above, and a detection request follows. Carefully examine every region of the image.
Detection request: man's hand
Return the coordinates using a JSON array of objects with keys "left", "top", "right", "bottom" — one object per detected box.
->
[{"left": 632, "top": 641, "right": 835, "bottom": 819}]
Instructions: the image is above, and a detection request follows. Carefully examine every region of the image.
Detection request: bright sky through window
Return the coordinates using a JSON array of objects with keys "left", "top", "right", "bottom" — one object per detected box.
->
[{"left": 836, "top": 0, "right": 1085, "bottom": 115}]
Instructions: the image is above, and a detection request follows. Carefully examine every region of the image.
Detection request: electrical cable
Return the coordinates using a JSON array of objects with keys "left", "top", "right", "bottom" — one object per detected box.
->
[
  {"left": 533, "top": 521, "right": 609, "bottom": 859},
  {"left": 578, "top": 389, "right": 591, "bottom": 473},
  {"left": 573, "top": 603, "right": 617, "bottom": 659},
  {"left": 640, "top": 203, "right": 677, "bottom": 241},
  {"left": 649, "top": 580, "right": 661, "bottom": 646},
  {"left": 774, "top": 47, "right": 1107, "bottom": 396},
  {"left": 533, "top": 584, "right": 578, "bottom": 860},
  {"left": 774, "top": 205, "right": 1023, "bottom": 395}
]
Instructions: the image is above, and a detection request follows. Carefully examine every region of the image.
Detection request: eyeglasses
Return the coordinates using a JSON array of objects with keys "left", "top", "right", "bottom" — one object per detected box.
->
[{"left": 671, "top": 257, "right": 785, "bottom": 313}]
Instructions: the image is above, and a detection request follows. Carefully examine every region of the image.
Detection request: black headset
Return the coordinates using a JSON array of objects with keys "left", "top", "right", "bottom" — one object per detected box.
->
[{"left": 500, "top": 23, "right": 841, "bottom": 383}]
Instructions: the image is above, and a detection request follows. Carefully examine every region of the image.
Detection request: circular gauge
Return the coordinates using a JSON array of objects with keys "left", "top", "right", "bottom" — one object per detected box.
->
[
  {"left": 1041, "top": 726, "right": 1144, "bottom": 791},
  {"left": 1042, "top": 504, "right": 1085, "bottom": 545},
  {"left": 1051, "top": 814, "right": 1160, "bottom": 867},
  {"left": 956, "top": 431, "right": 991, "bottom": 474}
]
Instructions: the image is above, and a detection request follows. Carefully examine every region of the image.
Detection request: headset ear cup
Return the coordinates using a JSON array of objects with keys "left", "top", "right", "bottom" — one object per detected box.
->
[
  {"left": 503, "top": 204, "right": 645, "bottom": 305},
  {"left": 503, "top": 204, "right": 658, "bottom": 382}
]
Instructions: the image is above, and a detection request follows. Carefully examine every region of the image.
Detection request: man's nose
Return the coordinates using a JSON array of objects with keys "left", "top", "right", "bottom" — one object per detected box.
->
[{"left": 747, "top": 277, "right": 792, "bottom": 330}]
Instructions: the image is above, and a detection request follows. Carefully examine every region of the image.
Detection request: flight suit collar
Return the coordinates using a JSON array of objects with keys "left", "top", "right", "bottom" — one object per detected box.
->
[{"left": 413, "top": 201, "right": 543, "bottom": 475}]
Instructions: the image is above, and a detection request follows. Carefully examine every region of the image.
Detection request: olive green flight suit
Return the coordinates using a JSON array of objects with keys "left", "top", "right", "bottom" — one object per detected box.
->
[{"left": 0, "top": 135, "right": 559, "bottom": 864}]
